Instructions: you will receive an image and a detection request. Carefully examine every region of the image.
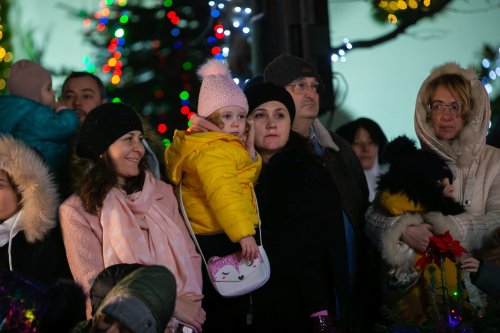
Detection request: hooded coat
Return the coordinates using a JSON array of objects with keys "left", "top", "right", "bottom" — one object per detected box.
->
[
  {"left": 365, "top": 63, "right": 500, "bottom": 312},
  {"left": 166, "top": 130, "right": 262, "bottom": 242},
  {"left": 366, "top": 63, "right": 500, "bottom": 251},
  {"left": 0, "top": 135, "right": 71, "bottom": 283},
  {"left": 72, "top": 265, "right": 176, "bottom": 333},
  {"left": 413, "top": 63, "right": 500, "bottom": 251}
]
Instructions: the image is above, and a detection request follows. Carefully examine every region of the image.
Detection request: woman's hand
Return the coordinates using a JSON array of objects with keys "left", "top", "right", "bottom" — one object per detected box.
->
[
  {"left": 460, "top": 257, "right": 480, "bottom": 273},
  {"left": 239, "top": 235, "right": 259, "bottom": 260},
  {"left": 401, "top": 223, "right": 433, "bottom": 252},
  {"left": 174, "top": 294, "right": 206, "bottom": 332}
]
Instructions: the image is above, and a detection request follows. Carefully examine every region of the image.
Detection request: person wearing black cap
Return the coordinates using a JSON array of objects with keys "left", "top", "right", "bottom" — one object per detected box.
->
[
  {"left": 264, "top": 54, "right": 372, "bottom": 332},
  {"left": 244, "top": 82, "right": 344, "bottom": 333},
  {"left": 58, "top": 103, "right": 205, "bottom": 332}
]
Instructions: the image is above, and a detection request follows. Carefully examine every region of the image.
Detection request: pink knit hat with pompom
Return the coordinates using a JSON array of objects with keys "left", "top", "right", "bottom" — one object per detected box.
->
[{"left": 197, "top": 59, "right": 248, "bottom": 117}]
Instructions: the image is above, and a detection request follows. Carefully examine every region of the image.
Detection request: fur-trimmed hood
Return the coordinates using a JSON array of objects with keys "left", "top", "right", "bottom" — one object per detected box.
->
[
  {"left": 414, "top": 63, "right": 490, "bottom": 168},
  {"left": 0, "top": 135, "right": 58, "bottom": 242}
]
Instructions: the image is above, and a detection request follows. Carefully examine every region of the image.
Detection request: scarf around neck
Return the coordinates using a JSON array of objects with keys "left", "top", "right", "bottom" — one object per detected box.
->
[{"left": 100, "top": 171, "right": 201, "bottom": 295}]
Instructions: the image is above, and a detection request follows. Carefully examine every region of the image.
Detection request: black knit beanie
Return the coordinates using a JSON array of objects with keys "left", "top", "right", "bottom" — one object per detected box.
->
[
  {"left": 76, "top": 103, "right": 143, "bottom": 161},
  {"left": 263, "top": 53, "right": 322, "bottom": 86},
  {"left": 244, "top": 82, "right": 296, "bottom": 122}
]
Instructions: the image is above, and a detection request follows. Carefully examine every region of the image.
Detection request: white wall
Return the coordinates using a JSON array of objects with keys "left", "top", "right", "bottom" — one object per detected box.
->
[{"left": 326, "top": 0, "right": 500, "bottom": 142}]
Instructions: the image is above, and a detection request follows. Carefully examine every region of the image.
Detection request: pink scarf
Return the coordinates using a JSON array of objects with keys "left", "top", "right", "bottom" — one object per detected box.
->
[{"left": 101, "top": 172, "right": 201, "bottom": 295}]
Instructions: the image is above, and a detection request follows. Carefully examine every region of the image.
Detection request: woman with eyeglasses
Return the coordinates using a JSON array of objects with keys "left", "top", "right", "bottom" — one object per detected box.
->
[{"left": 365, "top": 63, "right": 500, "bottom": 319}]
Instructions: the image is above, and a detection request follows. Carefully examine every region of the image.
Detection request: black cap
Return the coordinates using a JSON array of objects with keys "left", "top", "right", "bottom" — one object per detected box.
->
[
  {"left": 76, "top": 103, "right": 143, "bottom": 161},
  {"left": 244, "top": 82, "right": 296, "bottom": 122}
]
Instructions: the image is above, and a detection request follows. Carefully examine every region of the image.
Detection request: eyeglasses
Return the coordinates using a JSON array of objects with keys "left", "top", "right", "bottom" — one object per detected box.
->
[
  {"left": 428, "top": 101, "right": 464, "bottom": 118},
  {"left": 286, "top": 82, "right": 325, "bottom": 95}
]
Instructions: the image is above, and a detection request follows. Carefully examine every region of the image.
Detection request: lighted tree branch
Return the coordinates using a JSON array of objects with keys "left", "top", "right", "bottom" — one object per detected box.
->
[{"left": 331, "top": 0, "right": 453, "bottom": 54}]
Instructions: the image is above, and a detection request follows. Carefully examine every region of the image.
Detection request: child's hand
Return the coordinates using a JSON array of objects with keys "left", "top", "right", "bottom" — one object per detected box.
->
[
  {"left": 244, "top": 120, "right": 257, "bottom": 160},
  {"left": 460, "top": 257, "right": 480, "bottom": 273},
  {"left": 239, "top": 235, "right": 259, "bottom": 261}
]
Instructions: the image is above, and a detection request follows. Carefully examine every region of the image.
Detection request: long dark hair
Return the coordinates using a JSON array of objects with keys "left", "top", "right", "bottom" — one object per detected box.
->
[{"left": 78, "top": 153, "right": 147, "bottom": 215}]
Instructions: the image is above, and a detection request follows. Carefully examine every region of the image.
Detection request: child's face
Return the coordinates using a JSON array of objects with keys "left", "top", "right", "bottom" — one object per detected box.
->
[
  {"left": 40, "top": 80, "right": 56, "bottom": 108},
  {"left": 218, "top": 106, "right": 247, "bottom": 139},
  {"left": 438, "top": 177, "right": 454, "bottom": 197}
]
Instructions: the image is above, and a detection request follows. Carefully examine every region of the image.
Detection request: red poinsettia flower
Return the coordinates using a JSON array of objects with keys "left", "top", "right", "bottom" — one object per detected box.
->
[
  {"left": 429, "top": 231, "right": 467, "bottom": 260},
  {"left": 416, "top": 231, "right": 467, "bottom": 270}
]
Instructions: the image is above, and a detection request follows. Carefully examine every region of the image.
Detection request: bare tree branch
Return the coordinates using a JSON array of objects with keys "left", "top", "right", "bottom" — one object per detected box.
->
[{"left": 331, "top": 0, "right": 453, "bottom": 53}]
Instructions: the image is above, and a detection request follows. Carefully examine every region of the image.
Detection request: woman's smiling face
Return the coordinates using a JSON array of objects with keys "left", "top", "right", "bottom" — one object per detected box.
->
[{"left": 107, "top": 130, "right": 145, "bottom": 186}]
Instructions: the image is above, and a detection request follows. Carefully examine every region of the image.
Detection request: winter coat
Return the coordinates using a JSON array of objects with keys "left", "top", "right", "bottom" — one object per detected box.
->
[
  {"left": 251, "top": 132, "right": 346, "bottom": 332},
  {"left": 471, "top": 259, "right": 500, "bottom": 300},
  {"left": 366, "top": 63, "right": 500, "bottom": 252},
  {"left": 415, "top": 63, "right": 500, "bottom": 251},
  {"left": 71, "top": 265, "right": 176, "bottom": 333},
  {"left": 0, "top": 95, "right": 79, "bottom": 178},
  {"left": 59, "top": 178, "right": 201, "bottom": 318},
  {"left": 312, "top": 120, "right": 377, "bottom": 331},
  {"left": 166, "top": 130, "right": 262, "bottom": 242},
  {"left": 365, "top": 63, "right": 500, "bottom": 312},
  {"left": 0, "top": 135, "right": 71, "bottom": 284}
]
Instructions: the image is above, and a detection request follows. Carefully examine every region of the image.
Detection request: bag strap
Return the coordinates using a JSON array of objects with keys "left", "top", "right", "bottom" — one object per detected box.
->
[{"left": 177, "top": 183, "right": 263, "bottom": 268}]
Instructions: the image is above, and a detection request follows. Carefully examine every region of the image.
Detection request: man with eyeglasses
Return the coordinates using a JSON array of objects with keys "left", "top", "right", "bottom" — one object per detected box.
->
[{"left": 263, "top": 54, "right": 373, "bottom": 333}]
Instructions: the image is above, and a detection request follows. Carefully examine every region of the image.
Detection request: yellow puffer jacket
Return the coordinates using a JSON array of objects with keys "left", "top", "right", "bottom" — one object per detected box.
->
[{"left": 165, "top": 130, "right": 262, "bottom": 242}]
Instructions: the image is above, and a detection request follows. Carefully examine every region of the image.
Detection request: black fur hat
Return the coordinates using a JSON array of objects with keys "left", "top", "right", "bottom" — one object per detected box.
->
[{"left": 378, "top": 135, "right": 464, "bottom": 215}]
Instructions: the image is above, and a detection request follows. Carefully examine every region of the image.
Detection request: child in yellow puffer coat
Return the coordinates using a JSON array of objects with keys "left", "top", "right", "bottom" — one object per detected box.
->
[{"left": 165, "top": 59, "right": 262, "bottom": 332}]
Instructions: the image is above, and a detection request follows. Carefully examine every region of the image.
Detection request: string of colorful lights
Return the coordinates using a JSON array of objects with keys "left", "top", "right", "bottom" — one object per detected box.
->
[{"left": 81, "top": 0, "right": 253, "bottom": 144}]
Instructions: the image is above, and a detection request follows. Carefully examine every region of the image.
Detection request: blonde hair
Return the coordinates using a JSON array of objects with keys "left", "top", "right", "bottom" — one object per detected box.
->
[
  {"left": 205, "top": 110, "right": 224, "bottom": 129},
  {"left": 423, "top": 73, "right": 473, "bottom": 123}
]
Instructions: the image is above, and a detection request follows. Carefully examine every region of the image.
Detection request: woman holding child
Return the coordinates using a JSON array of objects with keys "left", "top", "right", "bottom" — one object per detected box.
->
[{"left": 366, "top": 63, "right": 500, "bottom": 316}]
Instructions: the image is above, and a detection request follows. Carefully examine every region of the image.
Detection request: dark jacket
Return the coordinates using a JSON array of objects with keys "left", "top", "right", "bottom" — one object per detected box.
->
[
  {"left": 312, "top": 121, "right": 376, "bottom": 331},
  {"left": 72, "top": 265, "right": 177, "bottom": 333},
  {"left": 471, "top": 259, "right": 500, "bottom": 300},
  {"left": 0, "top": 227, "right": 71, "bottom": 284},
  {"left": 0, "top": 135, "right": 72, "bottom": 284},
  {"left": 252, "top": 132, "right": 346, "bottom": 332}
]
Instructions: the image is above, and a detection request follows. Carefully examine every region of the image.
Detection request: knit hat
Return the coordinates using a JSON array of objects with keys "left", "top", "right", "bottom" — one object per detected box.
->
[
  {"left": 263, "top": 54, "right": 322, "bottom": 86},
  {"left": 8, "top": 59, "right": 52, "bottom": 104},
  {"left": 76, "top": 103, "right": 143, "bottom": 161},
  {"left": 244, "top": 82, "right": 296, "bottom": 122},
  {"left": 384, "top": 135, "right": 453, "bottom": 184},
  {"left": 197, "top": 58, "right": 248, "bottom": 117}
]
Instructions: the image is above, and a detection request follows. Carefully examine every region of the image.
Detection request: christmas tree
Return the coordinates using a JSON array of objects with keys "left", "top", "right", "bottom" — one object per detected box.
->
[
  {"left": 78, "top": 0, "right": 254, "bottom": 145},
  {"left": 0, "top": 0, "right": 14, "bottom": 95}
]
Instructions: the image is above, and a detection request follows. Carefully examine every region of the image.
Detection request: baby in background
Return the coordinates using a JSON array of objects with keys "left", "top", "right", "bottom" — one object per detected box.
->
[{"left": 0, "top": 60, "right": 79, "bottom": 181}]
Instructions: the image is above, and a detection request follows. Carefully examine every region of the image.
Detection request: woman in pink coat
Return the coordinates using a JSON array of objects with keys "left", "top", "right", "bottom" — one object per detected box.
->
[{"left": 59, "top": 103, "right": 205, "bottom": 332}]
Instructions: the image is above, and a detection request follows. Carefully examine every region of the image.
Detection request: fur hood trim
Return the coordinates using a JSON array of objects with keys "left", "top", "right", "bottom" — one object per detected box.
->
[
  {"left": 0, "top": 135, "right": 58, "bottom": 242},
  {"left": 381, "top": 213, "right": 423, "bottom": 268},
  {"left": 414, "top": 63, "right": 490, "bottom": 168}
]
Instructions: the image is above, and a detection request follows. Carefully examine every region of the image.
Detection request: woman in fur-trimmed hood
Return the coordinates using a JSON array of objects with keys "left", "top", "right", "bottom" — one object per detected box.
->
[{"left": 0, "top": 135, "right": 71, "bottom": 283}]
